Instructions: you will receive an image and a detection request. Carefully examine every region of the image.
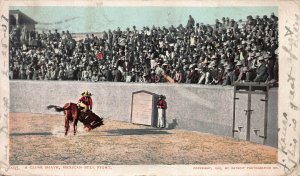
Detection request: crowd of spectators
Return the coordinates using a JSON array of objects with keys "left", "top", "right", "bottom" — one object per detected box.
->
[{"left": 9, "top": 13, "right": 278, "bottom": 85}]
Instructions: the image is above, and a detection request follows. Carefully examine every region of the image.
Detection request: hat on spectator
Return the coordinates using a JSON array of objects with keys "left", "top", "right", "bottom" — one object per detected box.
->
[
  {"left": 211, "top": 55, "right": 217, "bottom": 59},
  {"left": 234, "top": 55, "right": 239, "bottom": 62},
  {"left": 177, "top": 36, "right": 183, "bottom": 40},
  {"left": 189, "top": 63, "right": 196, "bottom": 69},
  {"left": 245, "top": 45, "right": 251, "bottom": 51},
  {"left": 248, "top": 54, "right": 254, "bottom": 61},
  {"left": 258, "top": 56, "right": 264, "bottom": 61},
  {"left": 226, "top": 65, "right": 233, "bottom": 70},
  {"left": 220, "top": 54, "right": 225, "bottom": 59},
  {"left": 255, "top": 52, "right": 261, "bottom": 57},
  {"left": 209, "top": 61, "right": 217, "bottom": 68},
  {"left": 263, "top": 53, "right": 271, "bottom": 59},
  {"left": 236, "top": 61, "right": 242, "bottom": 66},
  {"left": 220, "top": 59, "right": 226, "bottom": 65},
  {"left": 203, "top": 58, "right": 209, "bottom": 64}
]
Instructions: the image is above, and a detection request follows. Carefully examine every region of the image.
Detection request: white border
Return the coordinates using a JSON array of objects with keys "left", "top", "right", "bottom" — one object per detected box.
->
[{"left": 1, "top": 0, "right": 300, "bottom": 175}]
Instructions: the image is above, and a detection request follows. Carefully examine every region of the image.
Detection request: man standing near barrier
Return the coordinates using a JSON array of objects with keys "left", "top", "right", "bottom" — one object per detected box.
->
[{"left": 157, "top": 95, "right": 167, "bottom": 128}]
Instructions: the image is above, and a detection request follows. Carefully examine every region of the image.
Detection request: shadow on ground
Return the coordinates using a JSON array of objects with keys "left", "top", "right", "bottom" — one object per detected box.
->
[
  {"left": 10, "top": 128, "right": 172, "bottom": 137},
  {"left": 104, "top": 128, "right": 171, "bottom": 136},
  {"left": 10, "top": 132, "right": 52, "bottom": 136}
]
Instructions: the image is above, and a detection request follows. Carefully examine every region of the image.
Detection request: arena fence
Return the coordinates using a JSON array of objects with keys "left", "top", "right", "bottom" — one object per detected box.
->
[{"left": 9, "top": 80, "right": 278, "bottom": 148}]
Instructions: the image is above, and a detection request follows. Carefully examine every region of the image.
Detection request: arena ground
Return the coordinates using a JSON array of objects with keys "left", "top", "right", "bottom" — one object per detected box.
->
[{"left": 9, "top": 113, "right": 277, "bottom": 165}]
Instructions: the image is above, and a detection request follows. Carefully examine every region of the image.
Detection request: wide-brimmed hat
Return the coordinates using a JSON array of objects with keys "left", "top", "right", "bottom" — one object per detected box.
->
[
  {"left": 258, "top": 56, "right": 264, "bottom": 61},
  {"left": 255, "top": 52, "right": 261, "bottom": 57},
  {"left": 226, "top": 65, "right": 233, "bottom": 70},
  {"left": 159, "top": 94, "right": 166, "bottom": 99},
  {"left": 245, "top": 45, "right": 251, "bottom": 51},
  {"left": 209, "top": 61, "right": 217, "bottom": 68},
  {"left": 202, "top": 58, "right": 209, "bottom": 64},
  {"left": 252, "top": 46, "right": 257, "bottom": 51},
  {"left": 236, "top": 61, "right": 243, "bottom": 66},
  {"left": 81, "top": 90, "right": 92, "bottom": 97}
]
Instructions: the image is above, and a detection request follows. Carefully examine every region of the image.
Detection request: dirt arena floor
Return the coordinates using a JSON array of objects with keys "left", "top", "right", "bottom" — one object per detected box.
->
[{"left": 9, "top": 113, "right": 277, "bottom": 165}]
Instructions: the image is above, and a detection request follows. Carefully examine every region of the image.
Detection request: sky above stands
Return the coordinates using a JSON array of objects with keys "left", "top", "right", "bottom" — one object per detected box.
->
[{"left": 10, "top": 6, "right": 278, "bottom": 33}]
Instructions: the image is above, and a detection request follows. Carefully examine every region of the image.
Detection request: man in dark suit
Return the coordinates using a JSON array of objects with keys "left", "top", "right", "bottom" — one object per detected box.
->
[
  {"left": 186, "top": 15, "right": 195, "bottom": 29},
  {"left": 254, "top": 57, "right": 268, "bottom": 82}
]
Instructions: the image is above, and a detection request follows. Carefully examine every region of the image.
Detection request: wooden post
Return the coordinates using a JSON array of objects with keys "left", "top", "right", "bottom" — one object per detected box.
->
[
  {"left": 262, "top": 85, "right": 269, "bottom": 144},
  {"left": 246, "top": 86, "right": 252, "bottom": 141},
  {"left": 232, "top": 85, "right": 237, "bottom": 138}
]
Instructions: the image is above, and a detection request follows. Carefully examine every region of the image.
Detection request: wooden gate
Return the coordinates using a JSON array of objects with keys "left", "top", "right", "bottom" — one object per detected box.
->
[
  {"left": 232, "top": 82, "right": 269, "bottom": 144},
  {"left": 130, "top": 90, "right": 157, "bottom": 126}
]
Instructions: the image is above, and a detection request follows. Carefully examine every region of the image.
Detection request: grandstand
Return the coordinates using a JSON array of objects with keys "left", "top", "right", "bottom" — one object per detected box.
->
[{"left": 9, "top": 13, "right": 278, "bottom": 86}]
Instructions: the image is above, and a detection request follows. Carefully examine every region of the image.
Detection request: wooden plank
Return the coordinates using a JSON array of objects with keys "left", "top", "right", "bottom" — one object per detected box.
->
[
  {"left": 131, "top": 92, "right": 154, "bottom": 126},
  {"left": 235, "top": 90, "right": 266, "bottom": 95}
]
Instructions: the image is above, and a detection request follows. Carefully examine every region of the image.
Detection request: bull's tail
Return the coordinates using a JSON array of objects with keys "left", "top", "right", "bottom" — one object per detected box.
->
[{"left": 47, "top": 105, "right": 65, "bottom": 112}]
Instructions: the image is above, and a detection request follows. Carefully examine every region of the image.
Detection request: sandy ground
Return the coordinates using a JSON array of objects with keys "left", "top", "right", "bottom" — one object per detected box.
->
[{"left": 9, "top": 112, "right": 277, "bottom": 165}]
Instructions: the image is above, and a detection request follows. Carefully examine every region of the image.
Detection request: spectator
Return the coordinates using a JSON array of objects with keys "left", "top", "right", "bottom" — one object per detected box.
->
[
  {"left": 157, "top": 95, "right": 167, "bottom": 128},
  {"left": 253, "top": 57, "right": 268, "bottom": 82},
  {"left": 8, "top": 14, "right": 278, "bottom": 86},
  {"left": 187, "top": 15, "right": 195, "bottom": 29},
  {"left": 91, "top": 71, "right": 99, "bottom": 82}
]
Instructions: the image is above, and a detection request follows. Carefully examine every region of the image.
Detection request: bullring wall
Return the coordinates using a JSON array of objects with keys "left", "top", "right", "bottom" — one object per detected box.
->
[{"left": 9, "top": 81, "right": 278, "bottom": 148}]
